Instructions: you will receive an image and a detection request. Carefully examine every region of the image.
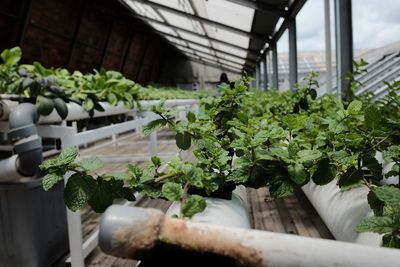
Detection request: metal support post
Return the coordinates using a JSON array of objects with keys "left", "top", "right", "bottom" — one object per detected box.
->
[
  {"left": 263, "top": 54, "right": 268, "bottom": 90},
  {"left": 256, "top": 62, "right": 261, "bottom": 89},
  {"left": 324, "top": 0, "right": 333, "bottom": 93},
  {"left": 271, "top": 43, "right": 279, "bottom": 90},
  {"left": 335, "top": 0, "right": 353, "bottom": 98},
  {"left": 288, "top": 18, "right": 298, "bottom": 90}
]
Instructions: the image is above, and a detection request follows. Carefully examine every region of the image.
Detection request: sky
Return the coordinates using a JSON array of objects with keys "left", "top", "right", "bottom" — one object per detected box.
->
[{"left": 277, "top": 0, "right": 400, "bottom": 53}]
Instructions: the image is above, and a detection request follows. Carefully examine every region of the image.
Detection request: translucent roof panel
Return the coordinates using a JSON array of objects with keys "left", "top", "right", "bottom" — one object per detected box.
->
[
  {"left": 211, "top": 28, "right": 250, "bottom": 49},
  {"left": 165, "top": 36, "right": 187, "bottom": 47},
  {"left": 176, "top": 30, "right": 211, "bottom": 46},
  {"left": 124, "top": 0, "right": 163, "bottom": 22},
  {"left": 211, "top": 42, "right": 248, "bottom": 58},
  {"left": 150, "top": 0, "right": 194, "bottom": 15},
  {"left": 203, "top": 0, "right": 254, "bottom": 32},
  {"left": 188, "top": 43, "right": 213, "bottom": 55},
  {"left": 215, "top": 52, "right": 245, "bottom": 65},
  {"left": 159, "top": 10, "right": 205, "bottom": 34},
  {"left": 149, "top": 22, "right": 178, "bottom": 36}
]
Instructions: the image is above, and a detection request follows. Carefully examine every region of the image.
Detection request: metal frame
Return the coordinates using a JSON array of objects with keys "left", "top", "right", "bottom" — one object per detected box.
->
[
  {"left": 324, "top": 0, "right": 333, "bottom": 93},
  {"left": 131, "top": 0, "right": 266, "bottom": 41},
  {"left": 179, "top": 47, "right": 245, "bottom": 72},
  {"left": 133, "top": 14, "right": 259, "bottom": 56},
  {"left": 335, "top": 0, "right": 353, "bottom": 98},
  {"left": 34, "top": 100, "right": 199, "bottom": 267},
  {"left": 263, "top": 53, "right": 268, "bottom": 90},
  {"left": 222, "top": 0, "right": 286, "bottom": 16},
  {"left": 288, "top": 17, "right": 298, "bottom": 90},
  {"left": 157, "top": 30, "right": 253, "bottom": 64},
  {"left": 188, "top": 56, "right": 243, "bottom": 75},
  {"left": 271, "top": 43, "right": 279, "bottom": 89}
]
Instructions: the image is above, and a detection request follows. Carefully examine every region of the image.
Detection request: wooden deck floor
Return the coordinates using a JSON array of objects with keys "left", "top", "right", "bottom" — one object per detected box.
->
[{"left": 54, "top": 130, "right": 333, "bottom": 267}]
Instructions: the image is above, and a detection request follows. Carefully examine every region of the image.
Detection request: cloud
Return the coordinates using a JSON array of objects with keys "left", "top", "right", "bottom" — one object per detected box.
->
[{"left": 276, "top": 0, "right": 400, "bottom": 53}]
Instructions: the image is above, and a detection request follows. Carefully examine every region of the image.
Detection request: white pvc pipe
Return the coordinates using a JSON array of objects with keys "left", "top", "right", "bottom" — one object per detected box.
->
[
  {"left": 0, "top": 155, "right": 22, "bottom": 182},
  {"left": 165, "top": 185, "right": 251, "bottom": 229},
  {"left": 100, "top": 205, "right": 400, "bottom": 267},
  {"left": 0, "top": 99, "right": 198, "bottom": 123}
]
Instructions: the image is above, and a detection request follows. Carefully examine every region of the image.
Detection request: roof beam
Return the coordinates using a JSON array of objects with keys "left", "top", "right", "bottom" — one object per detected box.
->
[
  {"left": 222, "top": 0, "right": 286, "bottom": 17},
  {"left": 134, "top": 14, "right": 259, "bottom": 56},
  {"left": 131, "top": 0, "right": 266, "bottom": 41},
  {"left": 269, "top": 0, "right": 307, "bottom": 44},
  {"left": 156, "top": 30, "right": 255, "bottom": 64},
  {"left": 174, "top": 43, "right": 252, "bottom": 70},
  {"left": 180, "top": 48, "right": 245, "bottom": 71},
  {"left": 187, "top": 56, "right": 243, "bottom": 75}
]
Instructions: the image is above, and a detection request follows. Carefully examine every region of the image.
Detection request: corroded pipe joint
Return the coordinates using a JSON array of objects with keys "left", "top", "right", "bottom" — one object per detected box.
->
[{"left": 99, "top": 206, "right": 165, "bottom": 259}]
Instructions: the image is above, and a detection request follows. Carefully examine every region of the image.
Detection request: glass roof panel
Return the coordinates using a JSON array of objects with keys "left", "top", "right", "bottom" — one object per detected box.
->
[
  {"left": 159, "top": 10, "right": 205, "bottom": 34},
  {"left": 124, "top": 0, "right": 163, "bottom": 22},
  {"left": 210, "top": 42, "right": 247, "bottom": 58},
  {"left": 211, "top": 27, "right": 250, "bottom": 48},
  {"left": 149, "top": 22, "right": 178, "bottom": 36},
  {"left": 215, "top": 52, "right": 245, "bottom": 65},
  {"left": 188, "top": 43, "right": 213, "bottom": 54},
  {"left": 166, "top": 36, "right": 187, "bottom": 47},
  {"left": 203, "top": 0, "right": 254, "bottom": 32},
  {"left": 176, "top": 30, "right": 211, "bottom": 46},
  {"left": 149, "top": 0, "right": 194, "bottom": 14}
]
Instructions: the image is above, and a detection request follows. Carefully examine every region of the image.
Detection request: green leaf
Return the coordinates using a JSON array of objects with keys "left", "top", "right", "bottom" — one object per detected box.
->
[
  {"left": 180, "top": 195, "right": 206, "bottom": 218},
  {"left": 88, "top": 181, "right": 113, "bottom": 213},
  {"left": 58, "top": 146, "right": 79, "bottom": 165},
  {"left": 338, "top": 166, "right": 363, "bottom": 188},
  {"left": 312, "top": 158, "right": 337, "bottom": 185},
  {"left": 83, "top": 98, "right": 94, "bottom": 111},
  {"left": 347, "top": 100, "right": 362, "bottom": 115},
  {"left": 269, "top": 179, "right": 294, "bottom": 198},
  {"left": 297, "top": 149, "right": 323, "bottom": 163},
  {"left": 151, "top": 156, "right": 161, "bottom": 167},
  {"left": 356, "top": 216, "right": 393, "bottom": 234},
  {"left": 143, "top": 119, "right": 167, "bottom": 135},
  {"left": 162, "top": 182, "right": 183, "bottom": 201},
  {"left": 187, "top": 111, "right": 196, "bottom": 122},
  {"left": 383, "top": 146, "right": 400, "bottom": 161},
  {"left": 309, "top": 89, "right": 317, "bottom": 100},
  {"left": 36, "top": 96, "right": 55, "bottom": 116},
  {"left": 288, "top": 163, "right": 308, "bottom": 185},
  {"left": 103, "top": 172, "right": 131, "bottom": 180},
  {"left": 79, "top": 157, "right": 104, "bottom": 172},
  {"left": 64, "top": 174, "right": 96, "bottom": 211},
  {"left": 362, "top": 155, "right": 382, "bottom": 179},
  {"left": 1, "top": 47, "right": 21, "bottom": 65},
  {"left": 53, "top": 98, "right": 68, "bottom": 120},
  {"left": 367, "top": 190, "right": 384, "bottom": 216},
  {"left": 107, "top": 92, "right": 118, "bottom": 105},
  {"left": 176, "top": 132, "right": 191, "bottom": 150},
  {"left": 42, "top": 173, "right": 63, "bottom": 191},
  {"left": 382, "top": 234, "right": 400, "bottom": 248},
  {"left": 364, "top": 105, "right": 380, "bottom": 130},
  {"left": 373, "top": 186, "right": 400, "bottom": 205}
]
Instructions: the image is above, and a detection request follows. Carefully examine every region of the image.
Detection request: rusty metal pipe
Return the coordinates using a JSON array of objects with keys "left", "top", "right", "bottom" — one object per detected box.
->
[{"left": 99, "top": 205, "right": 400, "bottom": 267}]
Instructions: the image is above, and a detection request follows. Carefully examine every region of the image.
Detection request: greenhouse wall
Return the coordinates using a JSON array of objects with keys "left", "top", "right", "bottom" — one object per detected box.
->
[{"left": 0, "top": 0, "right": 185, "bottom": 85}]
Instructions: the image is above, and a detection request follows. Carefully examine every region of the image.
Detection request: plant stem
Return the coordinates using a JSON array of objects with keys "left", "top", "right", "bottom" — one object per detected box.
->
[{"left": 154, "top": 172, "right": 175, "bottom": 183}]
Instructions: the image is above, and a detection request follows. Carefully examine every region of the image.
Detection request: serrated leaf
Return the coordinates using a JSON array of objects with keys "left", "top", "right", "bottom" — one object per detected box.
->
[
  {"left": 143, "top": 119, "right": 167, "bottom": 135},
  {"left": 309, "top": 88, "right": 317, "bottom": 100},
  {"left": 362, "top": 155, "right": 382, "bottom": 179},
  {"left": 347, "top": 100, "right": 362, "bottom": 115},
  {"left": 180, "top": 195, "right": 206, "bottom": 218},
  {"left": 104, "top": 172, "right": 131, "bottom": 180},
  {"left": 373, "top": 186, "right": 400, "bottom": 205},
  {"left": 42, "top": 173, "right": 63, "bottom": 191},
  {"left": 382, "top": 234, "right": 400, "bottom": 248},
  {"left": 176, "top": 132, "right": 191, "bottom": 150},
  {"left": 58, "top": 146, "right": 79, "bottom": 165},
  {"left": 79, "top": 157, "right": 104, "bottom": 171},
  {"left": 88, "top": 181, "right": 113, "bottom": 213},
  {"left": 269, "top": 179, "right": 294, "bottom": 198},
  {"left": 367, "top": 190, "right": 384, "bottom": 216},
  {"left": 297, "top": 149, "right": 323, "bottom": 163},
  {"left": 383, "top": 146, "right": 400, "bottom": 161},
  {"left": 312, "top": 158, "right": 337, "bottom": 185},
  {"left": 356, "top": 216, "right": 393, "bottom": 234},
  {"left": 288, "top": 163, "right": 308, "bottom": 185},
  {"left": 64, "top": 174, "right": 96, "bottom": 211},
  {"left": 364, "top": 105, "right": 380, "bottom": 130},
  {"left": 187, "top": 111, "right": 196, "bottom": 122},
  {"left": 162, "top": 182, "right": 183, "bottom": 201},
  {"left": 338, "top": 166, "right": 363, "bottom": 188}
]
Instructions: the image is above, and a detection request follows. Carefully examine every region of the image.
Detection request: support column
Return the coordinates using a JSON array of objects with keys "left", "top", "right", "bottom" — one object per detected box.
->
[
  {"left": 288, "top": 18, "right": 298, "bottom": 90},
  {"left": 263, "top": 53, "right": 268, "bottom": 90},
  {"left": 335, "top": 0, "right": 353, "bottom": 98},
  {"left": 271, "top": 43, "right": 279, "bottom": 90},
  {"left": 256, "top": 62, "right": 261, "bottom": 89},
  {"left": 324, "top": 0, "right": 332, "bottom": 93}
]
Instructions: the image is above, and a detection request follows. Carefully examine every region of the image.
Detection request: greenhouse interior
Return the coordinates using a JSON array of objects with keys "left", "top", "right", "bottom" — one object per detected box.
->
[{"left": 1, "top": 0, "right": 400, "bottom": 266}]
